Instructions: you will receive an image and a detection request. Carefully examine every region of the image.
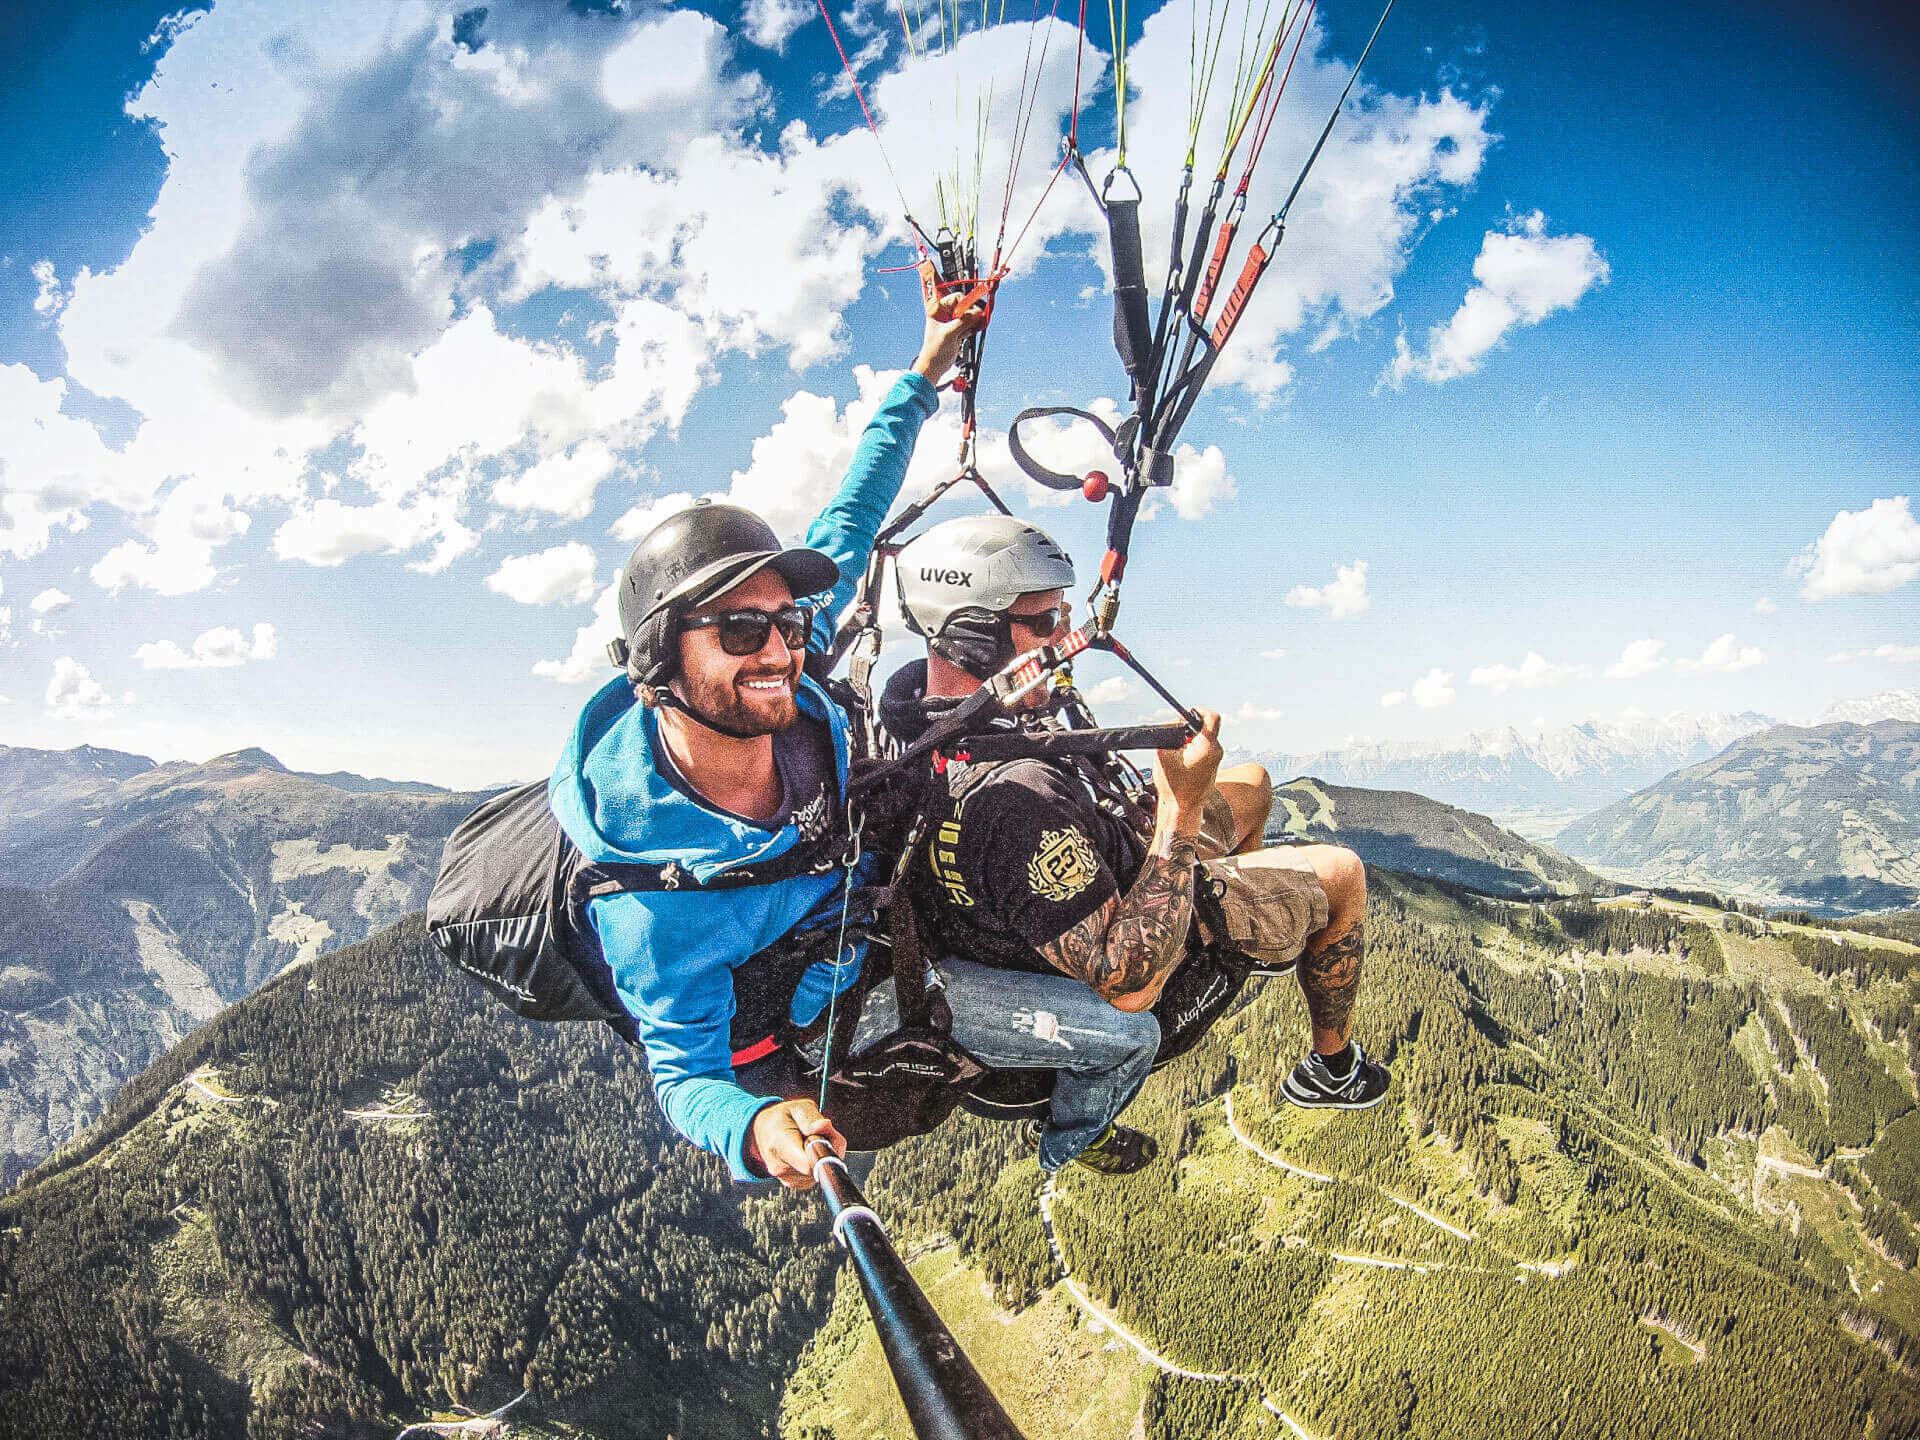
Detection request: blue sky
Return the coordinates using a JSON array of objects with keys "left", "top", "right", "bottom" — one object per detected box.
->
[{"left": 1, "top": 0, "right": 1915, "bottom": 788}]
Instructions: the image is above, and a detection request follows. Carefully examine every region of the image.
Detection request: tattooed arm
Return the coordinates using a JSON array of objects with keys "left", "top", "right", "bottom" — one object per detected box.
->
[
  {"left": 1039, "top": 711, "right": 1223, "bottom": 1013},
  {"left": 1041, "top": 830, "right": 1202, "bottom": 1012}
]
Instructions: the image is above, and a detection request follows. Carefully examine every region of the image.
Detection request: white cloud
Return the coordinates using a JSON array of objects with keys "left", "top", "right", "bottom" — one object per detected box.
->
[
  {"left": 740, "top": 0, "right": 814, "bottom": 51},
  {"left": 1605, "top": 638, "right": 1667, "bottom": 680},
  {"left": 31, "top": 260, "right": 66, "bottom": 317},
  {"left": 1383, "top": 211, "right": 1609, "bottom": 388},
  {"left": 492, "top": 442, "right": 624, "bottom": 521},
  {"left": 273, "top": 493, "right": 474, "bottom": 574},
  {"left": 1232, "top": 701, "right": 1286, "bottom": 724},
  {"left": 1828, "top": 643, "right": 1920, "bottom": 665},
  {"left": 1259, "top": 648, "right": 1287, "bottom": 660},
  {"left": 1410, "top": 668, "right": 1455, "bottom": 709},
  {"left": 133, "top": 622, "right": 278, "bottom": 670},
  {"left": 1285, "top": 560, "right": 1370, "bottom": 618},
  {"left": 1080, "top": 675, "right": 1134, "bottom": 707},
  {"left": 1676, "top": 634, "right": 1764, "bottom": 674},
  {"left": 535, "top": 577, "right": 623, "bottom": 684},
  {"left": 1105, "top": 9, "right": 1495, "bottom": 400},
  {"left": 1380, "top": 690, "right": 1406, "bottom": 709},
  {"left": 29, "top": 588, "right": 72, "bottom": 615},
  {"left": 1793, "top": 496, "right": 1920, "bottom": 599},
  {"left": 487, "top": 543, "right": 603, "bottom": 606},
  {"left": 46, "top": 657, "right": 111, "bottom": 718},
  {"left": 1469, "top": 651, "right": 1589, "bottom": 695},
  {"left": 1753, "top": 597, "right": 1777, "bottom": 615}
]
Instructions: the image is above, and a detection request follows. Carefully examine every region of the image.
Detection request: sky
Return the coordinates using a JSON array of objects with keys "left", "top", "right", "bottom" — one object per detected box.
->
[{"left": 0, "top": 0, "right": 1916, "bottom": 789}]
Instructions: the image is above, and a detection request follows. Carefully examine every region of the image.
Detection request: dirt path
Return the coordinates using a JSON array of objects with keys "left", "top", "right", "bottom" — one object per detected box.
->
[{"left": 1224, "top": 1090, "right": 1476, "bottom": 1243}]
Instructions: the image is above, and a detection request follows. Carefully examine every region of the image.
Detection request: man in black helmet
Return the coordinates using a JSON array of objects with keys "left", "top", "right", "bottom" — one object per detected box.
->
[{"left": 547, "top": 300, "right": 982, "bottom": 1191}]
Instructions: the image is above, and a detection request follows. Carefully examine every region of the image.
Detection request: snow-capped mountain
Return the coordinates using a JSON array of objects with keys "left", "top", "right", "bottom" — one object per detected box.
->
[
  {"left": 1234, "top": 711, "right": 1774, "bottom": 829},
  {"left": 1816, "top": 689, "right": 1920, "bottom": 726}
]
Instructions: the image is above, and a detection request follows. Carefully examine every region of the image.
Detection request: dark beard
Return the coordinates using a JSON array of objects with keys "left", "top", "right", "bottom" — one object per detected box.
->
[{"left": 674, "top": 660, "right": 801, "bottom": 736}]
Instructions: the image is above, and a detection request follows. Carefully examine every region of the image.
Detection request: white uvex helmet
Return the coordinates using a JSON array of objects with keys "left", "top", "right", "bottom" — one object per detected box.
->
[{"left": 895, "top": 514, "right": 1076, "bottom": 677}]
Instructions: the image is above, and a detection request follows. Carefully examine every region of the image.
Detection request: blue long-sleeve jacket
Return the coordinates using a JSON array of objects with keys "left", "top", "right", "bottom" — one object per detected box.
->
[{"left": 548, "top": 372, "right": 937, "bottom": 1181}]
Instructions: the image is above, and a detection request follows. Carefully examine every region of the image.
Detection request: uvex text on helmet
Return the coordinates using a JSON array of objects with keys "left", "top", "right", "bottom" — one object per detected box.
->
[
  {"left": 895, "top": 515, "right": 1075, "bottom": 677},
  {"left": 613, "top": 499, "right": 838, "bottom": 686}
]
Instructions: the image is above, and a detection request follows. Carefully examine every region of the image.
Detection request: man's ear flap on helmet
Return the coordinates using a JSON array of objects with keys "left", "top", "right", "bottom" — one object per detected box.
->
[
  {"left": 929, "top": 608, "right": 1017, "bottom": 681},
  {"left": 626, "top": 606, "right": 681, "bottom": 688}
]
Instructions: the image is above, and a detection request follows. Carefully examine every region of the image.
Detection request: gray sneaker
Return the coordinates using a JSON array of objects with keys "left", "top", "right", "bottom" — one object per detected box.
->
[{"left": 1281, "top": 1041, "right": 1390, "bottom": 1109}]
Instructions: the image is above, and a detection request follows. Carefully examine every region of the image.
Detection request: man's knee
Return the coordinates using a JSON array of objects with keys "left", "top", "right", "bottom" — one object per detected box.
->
[{"left": 1311, "top": 846, "right": 1366, "bottom": 921}]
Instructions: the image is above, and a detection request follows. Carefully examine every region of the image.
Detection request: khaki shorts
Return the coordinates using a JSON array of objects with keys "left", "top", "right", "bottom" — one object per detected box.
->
[
  {"left": 1195, "top": 846, "right": 1329, "bottom": 969},
  {"left": 1194, "top": 789, "right": 1242, "bottom": 862}
]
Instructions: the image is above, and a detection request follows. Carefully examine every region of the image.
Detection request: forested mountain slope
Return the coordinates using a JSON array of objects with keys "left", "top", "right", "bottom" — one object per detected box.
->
[
  {"left": 0, "top": 915, "right": 841, "bottom": 1440},
  {"left": 1269, "top": 777, "right": 1603, "bottom": 897},
  {"left": 6, "top": 882, "right": 1917, "bottom": 1439},
  {"left": 1558, "top": 720, "right": 1920, "bottom": 915},
  {"left": 0, "top": 749, "right": 492, "bottom": 1180},
  {"left": 788, "top": 880, "right": 1920, "bottom": 1440}
]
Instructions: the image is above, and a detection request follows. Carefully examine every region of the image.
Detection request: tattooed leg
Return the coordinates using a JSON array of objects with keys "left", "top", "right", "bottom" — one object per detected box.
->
[
  {"left": 1297, "top": 846, "right": 1367, "bottom": 1054},
  {"left": 1300, "top": 920, "right": 1364, "bottom": 1054}
]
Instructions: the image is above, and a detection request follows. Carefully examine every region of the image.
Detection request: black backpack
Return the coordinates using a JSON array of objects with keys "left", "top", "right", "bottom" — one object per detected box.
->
[{"left": 425, "top": 780, "right": 849, "bottom": 1046}]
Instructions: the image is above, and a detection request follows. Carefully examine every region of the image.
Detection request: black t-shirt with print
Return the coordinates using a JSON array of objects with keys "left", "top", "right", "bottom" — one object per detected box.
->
[{"left": 913, "top": 756, "right": 1147, "bottom": 976}]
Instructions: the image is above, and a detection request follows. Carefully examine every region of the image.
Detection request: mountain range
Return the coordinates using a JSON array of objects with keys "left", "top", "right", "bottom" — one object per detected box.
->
[
  {"left": 1238, "top": 710, "right": 1774, "bottom": 835},
  {"left": 5, "top": 878, "right": 1915, "bottom": 1438},
  {"left": 0, "top": 744, "right": 492, "bottom": 1182},
  {"left": 1559, "top": 720, "right": 1920, "bottom": 914}
]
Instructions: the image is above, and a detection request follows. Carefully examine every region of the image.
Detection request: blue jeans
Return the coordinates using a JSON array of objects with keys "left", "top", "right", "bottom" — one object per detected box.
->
[{"left": 822, "top": 958, "right": 1161, "bottom": 1172}]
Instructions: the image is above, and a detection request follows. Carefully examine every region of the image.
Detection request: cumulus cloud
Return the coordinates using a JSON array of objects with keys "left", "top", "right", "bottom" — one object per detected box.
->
[
  {"left": 273, "top": 493, "right": 473, "bottom": 574},
  {"left": 1285, "top": 559, "right": 1370, "bottom": 617},
  {"left": 1260, "top": 648, "right": 1287, "bottom": 660},
  {"left": 1793, "top": 496, "right": 1920, "bottom": 599},
  {"left": 1232, "top": 701, "right": 1286, "bottom": 725},
  {"left": 740, "top": 0, "right": 814, "bottom": 51},
  {"left": 1080, "top": 675, "right": 1134, "bottom": 707},
  {"left": 487, "top": 542, "right": 602, "bottom": 606},
  {"left": 133, "top": 622, "right": 278, "bottom": 669},
  {"left": 1380, "top": 690, "right": 1406, "bottom": 708},
  {"left": 1676, "top": 634, "right": 1764, "bottom": 674},
  {"left": 8, "top": 0, "right": 1492, "bottom": 600},
  {"left": 1410, "top": 667, "right": 1455, "bottom": 708},
  {"left": 1383, "top": 211, "right": 1609, "bottom": 388},
  {"left": 1104, "top": 6, "right": 1495, "bottom": 400},
  {"left": 46, "top": 657, "right": 111, "bottom": 718},
  {"left": 29, "top": 588, "right": 71, "bottom": 615},
  {"left": 492, "top": 442, "right": 624, "bottom": 521},
  {"left": 1469, "top": 650, "right": 1588, "bottom": 695},
  {"left": 1753, "top": 597, "right": 1777, "bottom": 615},
  {"left": 1605, "top": 638, "right": 1667, "bottom": 680},
  {"left": 535, "top": 576, "right": 622, "bottom": 684}
]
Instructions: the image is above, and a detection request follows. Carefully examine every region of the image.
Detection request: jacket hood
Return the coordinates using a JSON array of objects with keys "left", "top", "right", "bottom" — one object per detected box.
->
[{"left": 549, "top": 673, "right": 848, "bottom": 880}]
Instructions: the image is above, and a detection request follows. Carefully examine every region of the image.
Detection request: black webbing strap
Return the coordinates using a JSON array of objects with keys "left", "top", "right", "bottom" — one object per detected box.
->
[
  {"left": 945, "top": 723, "right": 1189, "bottom": 761},
  {"left": 1005, "top": 405, "right": 1123, "bottom": 491},
  {"left": 1103, "top": 168, "right": 1152, "bottom": 386}
]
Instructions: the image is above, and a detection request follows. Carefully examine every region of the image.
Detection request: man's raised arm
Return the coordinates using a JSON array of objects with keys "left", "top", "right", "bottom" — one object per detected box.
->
[{"left": 1041, "top": 712, "right": 1225, "bottom": 1012}]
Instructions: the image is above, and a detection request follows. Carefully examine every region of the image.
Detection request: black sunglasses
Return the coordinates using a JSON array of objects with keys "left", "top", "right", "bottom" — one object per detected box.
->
[
  {"left": 1006, "top": 606, "right": 1067, "bottom": 636},
  {"left": 682, "top": 604, "right": 814, "bottom": 656}
]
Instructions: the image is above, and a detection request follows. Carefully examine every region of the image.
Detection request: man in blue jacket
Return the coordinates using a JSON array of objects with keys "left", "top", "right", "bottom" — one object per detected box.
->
[{"left": 548, "top": 303, "right": 980, "bottom": 1190}]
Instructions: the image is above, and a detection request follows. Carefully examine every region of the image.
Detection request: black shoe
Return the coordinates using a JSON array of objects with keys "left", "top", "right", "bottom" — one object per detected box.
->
[
  {"left": 1281, "top": 1041, "right": 1390, "bottom": 1110},
  {"left": 1248, "top": 958, "right": 1297, "bottom": 980},
  {"left": 1029, "top": 1120, "right": 1159, "bottom": 1175}
]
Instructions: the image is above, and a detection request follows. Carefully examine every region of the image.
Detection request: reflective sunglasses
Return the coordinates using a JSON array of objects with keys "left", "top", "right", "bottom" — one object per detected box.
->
[
  {"left": 683, "top": 604, "right": 814, "bottom": 656},
  {"left": 1006, "top": 605, "right": 1067, "bottom": 636}
]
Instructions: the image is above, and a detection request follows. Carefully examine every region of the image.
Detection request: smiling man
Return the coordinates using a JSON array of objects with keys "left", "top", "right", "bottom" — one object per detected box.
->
[{"left": 546, "top": 302, "right": 981, "bottom": 1190}]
